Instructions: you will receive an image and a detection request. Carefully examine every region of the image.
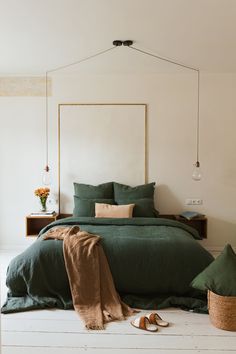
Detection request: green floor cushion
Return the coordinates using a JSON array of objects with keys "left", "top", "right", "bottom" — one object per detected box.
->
[{"left": 191, "top": 244, "right": 236, "bottom": 296}]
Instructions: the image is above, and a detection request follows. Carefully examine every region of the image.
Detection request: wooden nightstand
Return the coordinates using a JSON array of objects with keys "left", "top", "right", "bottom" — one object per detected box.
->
[
  {"left": 174, "top": 215, "right": 207, "bottom": 239},
  {"left": 159, "top": 214, "right": 207, "bottom": 238},
  {"left": 26, "top": 214, "right": 59, "bottom": 237}
]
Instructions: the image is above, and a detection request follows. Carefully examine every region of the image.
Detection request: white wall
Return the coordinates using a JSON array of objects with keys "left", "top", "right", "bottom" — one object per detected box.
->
[
  {"left": 0, "top": 98, "right": 45, "bottom": 249},
  {"left": 0, "top": 73, "right": 235, "bottom": 249}
]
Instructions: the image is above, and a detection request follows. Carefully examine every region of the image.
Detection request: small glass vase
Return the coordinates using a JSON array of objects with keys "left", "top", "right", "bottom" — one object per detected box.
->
[{"left": 40, "top": 197, "right": 47, "bottom": 212}]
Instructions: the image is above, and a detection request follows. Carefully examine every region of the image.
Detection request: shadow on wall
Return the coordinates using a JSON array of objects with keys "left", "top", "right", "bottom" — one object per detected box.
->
[
  {"left": 206, "top": 216, "right": 236, "bottom": 248},
  {"left": 154, "top": 184, "right": 183, "bottom": 214}
]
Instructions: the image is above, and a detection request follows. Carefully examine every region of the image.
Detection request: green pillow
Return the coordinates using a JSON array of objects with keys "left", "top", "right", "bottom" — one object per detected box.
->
[
  {"left": 114, "top": 182, "right": 155, "bottom": 217},
  {"left": 191, "top": 244, "right": 236, "bottom": 296},
  {"left": 73, "top": 196, "right": 115, "bottom": 217},
  {"left": 74, "top": 182, "right": 113, "bottom": 199},
  {"left": 114, "top": 182, "right": 155, "bottom": 200},
  {"left": 117, "top": 198, "right": 155, "bottom": 217}
]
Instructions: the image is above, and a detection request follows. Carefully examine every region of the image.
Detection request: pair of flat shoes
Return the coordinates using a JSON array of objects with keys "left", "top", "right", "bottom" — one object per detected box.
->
[{"left": 131, "top": 313, "right": 169, "bottom": 332}]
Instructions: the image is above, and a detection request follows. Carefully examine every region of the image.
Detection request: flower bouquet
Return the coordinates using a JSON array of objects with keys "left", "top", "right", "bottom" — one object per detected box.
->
[{"left": 34, "top": 187, "right": 50, "bottom": 212}]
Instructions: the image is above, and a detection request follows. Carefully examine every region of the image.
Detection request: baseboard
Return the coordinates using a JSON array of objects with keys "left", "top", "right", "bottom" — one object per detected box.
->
[
  {"left": 205, "top": 246, "right": 224, "bottom": 252},
  {"left": 204, "top": 245, "right": 236, "bottom": 256}
]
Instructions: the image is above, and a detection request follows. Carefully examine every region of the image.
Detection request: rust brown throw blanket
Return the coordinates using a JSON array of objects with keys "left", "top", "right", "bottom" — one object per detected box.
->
[{"left": 44, "top": 226, "right": 135, "bottom": 329}]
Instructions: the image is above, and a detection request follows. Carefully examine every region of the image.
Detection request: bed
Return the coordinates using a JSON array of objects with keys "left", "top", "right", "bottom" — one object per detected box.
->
[{"left": 1, "top": 182, "right": 214, "bottom": 314}]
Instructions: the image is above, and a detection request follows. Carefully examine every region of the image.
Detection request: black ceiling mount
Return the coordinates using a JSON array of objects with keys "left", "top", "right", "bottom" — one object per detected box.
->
[
  {"left": 113, "top": 40, "right": 123, "bottom": 46},
  {"left": 113, "top": 40, "right": 133, "bottom": 47},
  {"left": 123, "top": 40, "right": 133, "bottom": 46}
]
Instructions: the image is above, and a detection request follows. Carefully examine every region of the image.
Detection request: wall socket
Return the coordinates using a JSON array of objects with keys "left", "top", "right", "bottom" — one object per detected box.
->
[{"left": 185, "top": 198, "right": 203, "bottom": 205}]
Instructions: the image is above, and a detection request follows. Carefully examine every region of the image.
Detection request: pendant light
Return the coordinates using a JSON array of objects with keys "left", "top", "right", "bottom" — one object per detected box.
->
[
  {"left": 42, "top": 46, "right": 117, "bottom": 185},
  {"left": 42, "top": 71, "right": 51, "bottom": 185},
  {"left": 44, "top": 40, "right": 202, "bottom": 182},
  {"left": 123, "top": 41, "right": 202, "bottom": 181},
  {"left": 192, "top": 70, "right": 202, "bottom": 181}
]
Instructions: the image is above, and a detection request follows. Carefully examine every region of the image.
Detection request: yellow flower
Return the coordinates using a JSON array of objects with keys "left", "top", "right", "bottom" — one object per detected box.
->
[{"left": 34, "top": 187, "right": 50, "bottom": 198}]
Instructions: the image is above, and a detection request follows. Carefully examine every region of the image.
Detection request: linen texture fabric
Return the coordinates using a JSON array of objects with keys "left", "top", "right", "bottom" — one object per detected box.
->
[
  {"left": 44, "top": 226, "right": 134, "bottom": 329},
  {"left": 191, "top": 244, "right": 236, "bottom": 296},
  {"left": 95, "top": 203, "right": 134, "bottom": 218},
  {"left": 73, "top": 196, "right": 114, "bottom": 217},
  {"left": 74, "top": 182, "right": 114, "bottom": 199},
  {"left": 114, "top": 182, "right": 156, "bottom": 217}
]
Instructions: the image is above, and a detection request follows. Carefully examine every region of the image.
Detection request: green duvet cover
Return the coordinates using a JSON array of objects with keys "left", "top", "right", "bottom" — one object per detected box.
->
[{"left": 1, "top": 217, "right": 213, "bottom": 314}]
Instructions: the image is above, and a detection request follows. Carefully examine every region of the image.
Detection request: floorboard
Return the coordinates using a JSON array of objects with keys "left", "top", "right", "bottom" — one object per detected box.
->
[
  {"left": 1, "top": 250, "right": 236, "bottom": 354},
  {"left": 3, "top": 349, "right": 236, "bottom": 354}
]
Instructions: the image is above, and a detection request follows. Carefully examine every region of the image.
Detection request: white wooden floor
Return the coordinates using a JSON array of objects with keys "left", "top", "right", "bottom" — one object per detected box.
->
[{"left": 1, "top": 250, "right": 236, "bottom": 354}]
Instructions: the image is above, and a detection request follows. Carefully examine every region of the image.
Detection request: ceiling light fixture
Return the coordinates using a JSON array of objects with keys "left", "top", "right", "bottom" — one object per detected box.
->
[
  {"left": 42, "top": 45, "right": 117, "bottom": 185},
  {"left": 43, "top": 40, "right": 201, "bottom": 183},
  {"left": 112, "top": 40, "right": 201, "bottom": 181}
]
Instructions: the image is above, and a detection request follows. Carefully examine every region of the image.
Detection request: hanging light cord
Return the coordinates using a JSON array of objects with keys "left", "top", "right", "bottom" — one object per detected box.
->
[
  {"left": 127, "top": 45, "right": 200, "bottom": 165},
  {"left": 47, "top": 46, "right": 116, "bottom": 74},
  {"left": 44, "top": 45, "right": 117, "bottom": 171},
  {"left": 45, "top": 71, "right": 49, "bottom": 170},
  {"left": 196, "top": 70, "right": 200, "bottom": 164},
  {"left": 128, "top": 45, "right": 198, "bottom": 72},
  {"left": 44, "top": 41, "right": 200, "bottom": 175}
]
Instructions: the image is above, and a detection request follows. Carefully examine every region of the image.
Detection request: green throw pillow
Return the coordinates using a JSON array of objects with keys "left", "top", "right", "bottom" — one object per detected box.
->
[
  {"left": 114, "top": 182, "right": 155, "bottom": 200},
  {"left": 73, "top": 196, "right": 115, "bottom": 217},
  {"left": 191, "top": 244, "right": 236, "bottom": 296},
  {"left": 117, "top": 198, "right": 155, "bottom": 217},
  {"left": 114, "top": 182, "right": 156, "bottom": 217},
  {"left": 74, "top": 182, "right": 113, "bottom": 199}
]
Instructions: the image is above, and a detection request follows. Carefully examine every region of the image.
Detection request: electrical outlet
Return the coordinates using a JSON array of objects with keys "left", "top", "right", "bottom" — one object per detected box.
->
[{"left": 185, "top": 198, "right": 203, "bottom": 205}]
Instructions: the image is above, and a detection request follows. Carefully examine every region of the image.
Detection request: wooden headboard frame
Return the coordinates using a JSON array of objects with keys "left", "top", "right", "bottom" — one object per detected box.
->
[{"left": 57, "top": 103, "right": 148, "bottom": 213}]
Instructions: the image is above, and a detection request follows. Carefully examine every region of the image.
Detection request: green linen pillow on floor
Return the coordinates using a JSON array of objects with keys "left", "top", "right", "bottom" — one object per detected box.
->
[
  {"left": 191, "top": 244, "right": 236, "bottom": 296},
  {"left": 73, "top": 196, "right": 115, "bottom": 217},
  {"left": 114, "top": 182, "right": 156, "bottom": 217},
  {"left": 74, "top": 182, "right": 114, "bottom": 199}
]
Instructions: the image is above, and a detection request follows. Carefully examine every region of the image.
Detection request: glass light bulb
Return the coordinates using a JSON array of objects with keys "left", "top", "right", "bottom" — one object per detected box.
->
[
  {"left": 192, "top": 161, "right": 202, "bottom": 181},
  {"left": 42, "top": 165, "right": 51, "bottom": 185}
]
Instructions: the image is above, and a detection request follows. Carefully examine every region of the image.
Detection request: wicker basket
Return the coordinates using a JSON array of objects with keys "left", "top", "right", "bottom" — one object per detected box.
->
[{"left": 208, "top": 290, "right": 236, "bottom": 331}]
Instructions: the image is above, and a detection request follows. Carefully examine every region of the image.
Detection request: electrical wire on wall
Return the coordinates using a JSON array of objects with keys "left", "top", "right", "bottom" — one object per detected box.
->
[{"left": 43, "top": 40, "right": 201, "bottom": 184}]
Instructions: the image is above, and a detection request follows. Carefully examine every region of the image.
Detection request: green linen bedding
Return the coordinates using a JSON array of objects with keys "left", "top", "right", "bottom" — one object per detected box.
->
[{"left": 1, "top": 217, "right": 213, "bottom": 314}]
